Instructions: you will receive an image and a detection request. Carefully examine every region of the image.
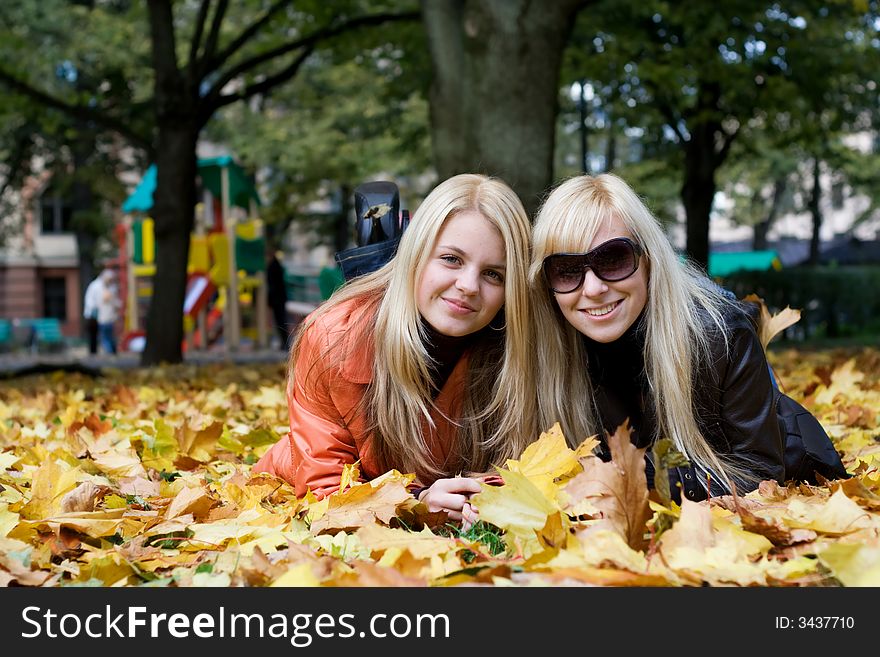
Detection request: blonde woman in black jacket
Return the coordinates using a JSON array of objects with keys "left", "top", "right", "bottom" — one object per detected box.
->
[{"left": 530, "top": 173, "right": 846, "bottom": 501}]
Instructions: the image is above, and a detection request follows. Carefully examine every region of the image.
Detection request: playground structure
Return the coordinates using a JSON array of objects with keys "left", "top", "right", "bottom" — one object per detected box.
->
[{"left": 119, "top": 156, "right": 269, "bottom": 353}]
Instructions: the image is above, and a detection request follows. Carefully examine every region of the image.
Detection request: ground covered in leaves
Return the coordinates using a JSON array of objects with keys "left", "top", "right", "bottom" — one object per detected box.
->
[{"left": 1, "top": 345, "right": 878, "bottom": 587}]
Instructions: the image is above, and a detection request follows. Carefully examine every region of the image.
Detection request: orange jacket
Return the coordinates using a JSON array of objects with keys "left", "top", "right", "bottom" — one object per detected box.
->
[{"left": 253, "top": 294, "right": 469, "bottom": 498}]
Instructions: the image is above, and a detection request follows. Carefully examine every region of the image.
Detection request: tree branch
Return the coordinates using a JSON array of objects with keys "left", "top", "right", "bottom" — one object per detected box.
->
[
  {"left": 203, "top": 10, "right": 419, "bottom": 108},
  {"left": 0, "top": 68, "right": 153, "bottom": 152},
  {"left": 639, "top": 75, "right": 687, "bottom": 142},
  {"left": 0, "top": 130, "right": 34, "bottom": 201},
  {"left": 147, "top": 0, "right": 183, "bottom": 94},
  {"left": 716, "top": 127, "right": 738, "bottom": 168},
  {"left": 206, "top": 0, "right": 294, "bottom": 76},
  {"left": 187, "top": 0, "right": 213, "bottom": 78},
  {"left": 656, "top": 97, "right": 687, "bottom": 143},
  {"left": 204, "top": 46, "right": 314, "bottom": 120},
  {"left": 201, "top": 0, "right": 229, "bottom": 64}
]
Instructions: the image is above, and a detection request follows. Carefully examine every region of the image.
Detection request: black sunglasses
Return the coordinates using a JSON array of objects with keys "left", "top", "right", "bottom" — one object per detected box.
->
[{"left": 542, "top": 237, "right": 644, "bottom": 294}]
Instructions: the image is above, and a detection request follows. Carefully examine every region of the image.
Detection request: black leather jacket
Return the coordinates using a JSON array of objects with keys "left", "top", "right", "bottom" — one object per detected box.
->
[{"left": 586, "top": 305, "right": 785, "bottom": 503}]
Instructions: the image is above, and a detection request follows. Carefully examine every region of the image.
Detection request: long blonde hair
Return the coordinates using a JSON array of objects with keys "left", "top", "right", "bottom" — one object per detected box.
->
[
  {"left": 530, "top": 173, "right": 759, "bottom": 494},
  {"left": 290, "top": 174, "right": 536, "bottom": 483}
]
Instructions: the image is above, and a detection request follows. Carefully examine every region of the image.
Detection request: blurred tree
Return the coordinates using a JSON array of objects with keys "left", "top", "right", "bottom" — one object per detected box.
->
[
  {"left": 208, "top": 27, "right": 432, "bottom": 256},
  {"left": 0, "top": 2, "right": 140, "bottom": 313},
  {"left": 561, "top": 0, "right": 878, "bottom": 268},
  {"left": 0, "top": 0, "right": 419, "bottom": 364}
]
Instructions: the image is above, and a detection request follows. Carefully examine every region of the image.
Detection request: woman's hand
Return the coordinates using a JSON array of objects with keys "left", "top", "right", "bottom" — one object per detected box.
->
[{"left": 418, "top": 477, "right": 482, "bottom": 529}]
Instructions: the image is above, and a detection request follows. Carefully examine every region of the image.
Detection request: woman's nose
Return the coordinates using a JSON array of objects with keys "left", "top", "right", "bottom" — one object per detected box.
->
[
  {"left": 580, "top": 268, "right": 608, "bottom": 297},
  {"left": 455, "top": 268, "right": 479, "bottom": 294}
]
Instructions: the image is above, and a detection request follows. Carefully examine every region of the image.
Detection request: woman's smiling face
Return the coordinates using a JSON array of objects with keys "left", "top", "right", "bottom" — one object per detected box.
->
[
  {"left": 416, "top": 210, "right": 507, "bottom": 337},
  {"left": 552, "top": 214, "right": 648, "bottom": 343}
]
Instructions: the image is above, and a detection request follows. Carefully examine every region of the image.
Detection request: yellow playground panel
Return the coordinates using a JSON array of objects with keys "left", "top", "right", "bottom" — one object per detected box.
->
[{"left": 121, "top": 157, "right": 268, "bottom": 352}]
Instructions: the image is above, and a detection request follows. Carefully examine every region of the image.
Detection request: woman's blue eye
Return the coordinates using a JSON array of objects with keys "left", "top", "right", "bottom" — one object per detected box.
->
[
  {"left": 441, "top": 255, "right": 461, "bottom": 264},
  {"left": 485, "top": 270, "right": 504, "bottom": 282}
]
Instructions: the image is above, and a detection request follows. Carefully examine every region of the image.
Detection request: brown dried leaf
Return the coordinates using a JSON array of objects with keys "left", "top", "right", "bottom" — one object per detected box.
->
[
  {"left": 310, "top": 479, "right": 411, "bottom": 534},
  {"left": 60, "top": 482, "right": 110, "bottom": 513},
  {"left": 742, "top": 294, "right": 801, "bottom": 350},
  {"left": 327, "top": 560, "right": 427, "bottom": 587},
  {"left": 737, "top": 506, "right": 818, "bottom": 547},
  {"left": 564, "top": 422, "right": 651, "bottom": 550},
  {"left": 176, "top": 420, "right": 223, "bottom": 463},
  {"left": 165, "top": 485, "right": 216, "bottom": 521}
]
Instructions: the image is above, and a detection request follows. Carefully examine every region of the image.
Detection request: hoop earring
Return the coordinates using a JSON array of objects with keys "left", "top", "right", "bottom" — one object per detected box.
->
[{"left": 489, "top": 310, "right": 506, "bottom": 332}]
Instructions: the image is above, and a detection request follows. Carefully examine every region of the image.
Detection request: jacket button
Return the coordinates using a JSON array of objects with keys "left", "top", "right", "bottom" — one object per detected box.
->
[
  {"left": 684, "top": 473, "right": 692, "bottom": 480},
  {"left": 687, "top": 490, "right": 695, "bottom": 498}
]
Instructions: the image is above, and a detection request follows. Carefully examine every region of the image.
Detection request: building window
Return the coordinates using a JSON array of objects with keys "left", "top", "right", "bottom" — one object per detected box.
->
[
  {"left": 39, "top": 194, "right": 74, "bottom": 234},
  {"left": 42, "top": 277, "right": 67, "bottom": 319}
]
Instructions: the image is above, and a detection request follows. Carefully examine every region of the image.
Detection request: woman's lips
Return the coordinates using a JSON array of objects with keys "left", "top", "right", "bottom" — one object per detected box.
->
[
  {"left": 443, "top": 297, "right": 476, "bottom": 314},
  {"left": 579, "top": 299, "right": 622, "bottom": 319}
]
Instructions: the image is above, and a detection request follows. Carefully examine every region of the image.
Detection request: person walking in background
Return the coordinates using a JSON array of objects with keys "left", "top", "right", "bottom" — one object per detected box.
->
[
  {"left": 96, "top": 268, "right": 120, "bottom": 355},
  {"left": 83, "top": 272, "right": 102, "bottom": 354},
  {"left": 266, "top": 243, "right": 291, "bottom": 351}
]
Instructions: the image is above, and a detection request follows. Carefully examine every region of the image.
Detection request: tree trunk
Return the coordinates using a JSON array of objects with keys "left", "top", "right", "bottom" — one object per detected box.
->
[
  {"left": 141, "top": 124, "right": 199, "bottom": 365},
  {"left": 579, "top": 80, "right": 590, "bottom": 174},
  {"left": 808, "top": 157, "right": 822, "bottom": 266},
  {"left": 421, "top": 0, "right": 584, "bottom": 218},
  {"left": 753, "top": 177, "right": 786, "bottom": 251},
  {"left": 603, "top": 123, "right": 616, "bottom": 173},
  {"left": 681, "top": 122, "right": 717, "bottom": 271}
]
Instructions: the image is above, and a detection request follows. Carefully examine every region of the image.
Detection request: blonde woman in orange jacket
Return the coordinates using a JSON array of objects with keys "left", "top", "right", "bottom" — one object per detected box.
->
[{"left": 254, "top": 174, "right": 536, "bottom": 525}]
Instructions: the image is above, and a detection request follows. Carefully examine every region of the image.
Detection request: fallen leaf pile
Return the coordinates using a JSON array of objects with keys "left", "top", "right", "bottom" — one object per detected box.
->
[{"left": 0, "top": 344, "right": 878, "bottom": 587}]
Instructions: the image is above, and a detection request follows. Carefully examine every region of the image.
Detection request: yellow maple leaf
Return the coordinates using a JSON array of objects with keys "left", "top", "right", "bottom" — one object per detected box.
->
[
  {"left": 13, "top": 509, "right": 126, "bottom": 540},
  {"left": 572, "top": 434, "right": 601, "bottom": 461},
  {"left": 19, "top": 460, "right": 80, "bottom": 520},
  {"left": 818, "top": 541, "right": 880, "bottom": 586},
  {"left": 814, "top": 359, "right": 865, "bottom": 406},
  {"left": 307, "top": 530, "right": 372, "bottom": 561},
  {"left": 783, "top": 489, "right": 875, "bottom": 534},
  {"left": 165, "top": 485, "right": 216, "bottom": 520},
  {"left": 657, "top": 500, "right": 779, "bottom": 585},
  {"left": 247, "top": 386, "right": 287, "bottom": 409},
  {"left": 471, "top": 468, "right": 557, "bottom": 555},
  {"left": 176, "top": 419, "right": 224, "bottom": 463},
  {"left": 269, "top": 563, "right": 321, "bottom": 587},
  {"left": 340, "top": 462, "right": 361, "bottom": 492},
  {"left": 0, "top": 451, "right": 21, "bottom": 470},
  {"left": 567, "top": 528, "right": 653, "bottom": 575},
  {"left": 505, "top": 423, "right": 580, "bottom": 501},
  {"left": 140, "top": 419, "right": 179, "bottom": 472},
  {"left": 0, "top": 503, "right": 19, "bottom": 538},
  {"left": 84, "top": 433, "right": 148, "bottom": 480},
  {"left": 356, "top": 523, "right": 458, "bottom": 561}
]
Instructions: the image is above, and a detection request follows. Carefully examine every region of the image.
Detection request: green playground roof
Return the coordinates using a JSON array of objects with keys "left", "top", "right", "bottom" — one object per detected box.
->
[
  {"left": 122, "top": 156, "right": 261, "bottom": 213},
  {"left": 708, "top": 250, "right": 782, "bottom": 277}
]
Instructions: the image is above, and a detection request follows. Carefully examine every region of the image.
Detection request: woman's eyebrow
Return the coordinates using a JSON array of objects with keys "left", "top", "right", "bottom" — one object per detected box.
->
[{"left": 439, "top": 244, "right": 506, "bottom": 271}]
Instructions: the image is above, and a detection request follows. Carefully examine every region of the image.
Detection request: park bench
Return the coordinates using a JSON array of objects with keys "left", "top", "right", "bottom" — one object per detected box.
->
[
  {"left": 22, "top": 317, "right": 66, "bottom": 354},
  {"left": 0, "top": 319, "right": 11, "bottom": 353}
]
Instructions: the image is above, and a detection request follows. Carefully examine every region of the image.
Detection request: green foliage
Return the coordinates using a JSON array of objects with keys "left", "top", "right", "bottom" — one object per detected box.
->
[
  {"left": 453, "top": 520, "right": 507, "bottom": 563},
  {"left": 207, "top": 27, "right": 431, "bottom": 247},
  {"left": 558, "top": 0, "right": 878, "bottom": 257}
]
